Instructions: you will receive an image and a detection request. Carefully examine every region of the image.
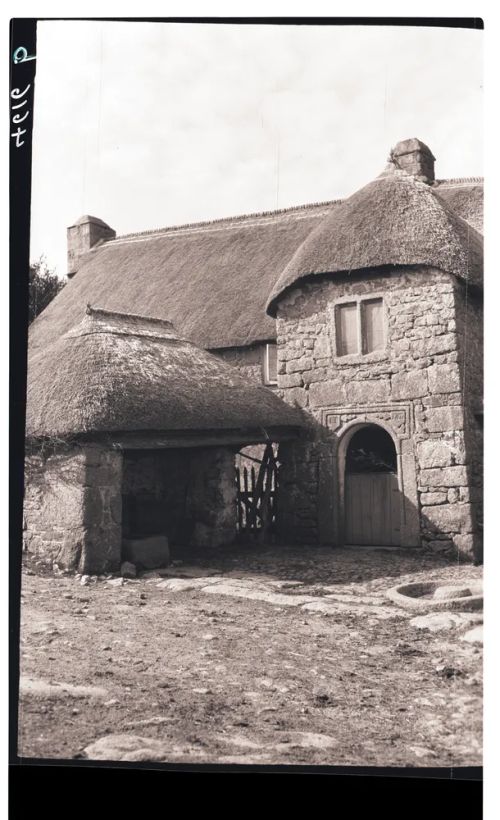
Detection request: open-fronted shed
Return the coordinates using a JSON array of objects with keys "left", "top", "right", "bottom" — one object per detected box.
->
[{"left": 24, "top": 307, "right": 305, "bottom": 574}]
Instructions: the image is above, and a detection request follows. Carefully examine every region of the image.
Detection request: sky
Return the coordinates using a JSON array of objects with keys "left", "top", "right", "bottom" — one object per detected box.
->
[{"left": 30, "top": 21, "right": 483, "bottom": 277}]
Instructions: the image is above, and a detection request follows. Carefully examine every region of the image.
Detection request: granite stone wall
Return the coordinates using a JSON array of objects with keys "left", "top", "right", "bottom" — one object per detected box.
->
[
  {"left": 453, "top": 285, "right": 483, "bottom": 559},
  {"left": 274, "top": 266, "right": 482, "bottom": 560},
  {"left": 186, "top": 448, "right": 237, "bottom": 549},
  {"left": 23, "top": 443, "right": 122, "bottom": 573},
  {"left": 213, "top": 342, "right": 272, "bottom": 386}
]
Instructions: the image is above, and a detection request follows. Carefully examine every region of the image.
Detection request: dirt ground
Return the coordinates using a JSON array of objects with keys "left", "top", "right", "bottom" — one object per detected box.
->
[{"left": 17, "top": 544, "right": 483, "bottom": 767}]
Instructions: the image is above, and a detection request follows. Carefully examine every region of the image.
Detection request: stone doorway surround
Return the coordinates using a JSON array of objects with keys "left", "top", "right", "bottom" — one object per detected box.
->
[{"left": 321, "top": 404, "right": 421, "bottom": 548}]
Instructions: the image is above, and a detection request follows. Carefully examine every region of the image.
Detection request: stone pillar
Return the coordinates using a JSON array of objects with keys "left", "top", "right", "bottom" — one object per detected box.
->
[
  {"left": 24, "top": 448, "right": 88, "bottom": 570},
  {"left": 81, "top": 445, "right": 123, "bottom": 574},
  {"left": 187, "top": 448, "right": 236, "bottom": 548},
  {"left": 23, "top": 442, "right": 122, "bottom": 573},
  {"left": 414, "top": 403, "right": 478, "bottom": 560},
  {"left": 399, "top": 437, "right": 421, "bottom": 547},
  {"left": 276, "top": 438, "right": 324, "bottom": 545}
]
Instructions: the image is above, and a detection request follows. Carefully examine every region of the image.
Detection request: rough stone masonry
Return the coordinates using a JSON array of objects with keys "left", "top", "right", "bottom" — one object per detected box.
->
[{"left": 274, "top": 266, "right": 482, "bottom": 561}]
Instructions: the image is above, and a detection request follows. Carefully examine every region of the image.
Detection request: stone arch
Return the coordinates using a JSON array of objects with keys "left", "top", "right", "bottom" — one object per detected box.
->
[{"left": 334, "top": 418, "right": 420, "bottom": 548}]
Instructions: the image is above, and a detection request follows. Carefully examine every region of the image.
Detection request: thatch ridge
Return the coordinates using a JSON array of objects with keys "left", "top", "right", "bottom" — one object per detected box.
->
[
  {"left": 76, "top": 305, "right": 178, "bottom": 340},
  {"left": 266, "top": 169, "right": 483, "bottom": 316},
  {"left": 112, "top": 199, "right": 344, "bottom": 243},
  {"left": 26, "top": 308, "right": 304, "bottom": 439},
  {"left": 435, "top": 177, "right": 483, "bottom": 185}
]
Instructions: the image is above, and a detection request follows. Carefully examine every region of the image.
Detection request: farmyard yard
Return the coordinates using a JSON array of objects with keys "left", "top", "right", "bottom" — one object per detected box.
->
[{"left": 18, "top": 545, "right": 482, "bottom": 767}]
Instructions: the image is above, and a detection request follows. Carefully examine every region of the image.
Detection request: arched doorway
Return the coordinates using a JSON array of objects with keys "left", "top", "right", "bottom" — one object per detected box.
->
[{"left": 344, "top": 424, "right": 401, "bottom": 546}]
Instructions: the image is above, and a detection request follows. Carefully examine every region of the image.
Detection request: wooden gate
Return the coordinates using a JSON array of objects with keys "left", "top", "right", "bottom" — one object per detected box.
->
[
  {"left": 235, "top": 443, "right": 278, "bottom": 540},
  {"left": 345, "top": 472, "right": 400, "bottom": 546}
]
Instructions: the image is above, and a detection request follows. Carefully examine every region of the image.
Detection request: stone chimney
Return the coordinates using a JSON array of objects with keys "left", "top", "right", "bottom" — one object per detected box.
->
[
  {"left": 389, "top": 138, "right": 435, "bottom": 184},
  {"left": 67, "top": 215, "right": 116, "bottom": 278}
]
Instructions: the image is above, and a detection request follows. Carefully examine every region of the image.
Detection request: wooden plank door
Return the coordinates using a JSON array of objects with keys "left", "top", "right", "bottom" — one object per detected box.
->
[{"left": 345, "top": 472, "right": 400, "bottom": 546}]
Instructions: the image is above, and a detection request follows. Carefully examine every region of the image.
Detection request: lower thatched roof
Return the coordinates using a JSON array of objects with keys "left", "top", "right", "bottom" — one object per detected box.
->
[
  {"left": 266, "top": 167, "right": 483, "bottom": 316},
  {"left": 26, "top": 307, "right": 304, "bottom": 440}
]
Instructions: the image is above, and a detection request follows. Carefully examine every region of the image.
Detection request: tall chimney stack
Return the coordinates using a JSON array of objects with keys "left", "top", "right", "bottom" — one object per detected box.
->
[
  {"left": 390, "top": 138, "right": 435, "bottom": 184},
  {"left": 67, "top": 215, "right": 116, "bottom": 278}
]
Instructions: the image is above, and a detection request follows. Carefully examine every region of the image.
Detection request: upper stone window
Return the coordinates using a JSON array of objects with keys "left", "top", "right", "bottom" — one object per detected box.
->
[
  {"left": 335, "top": 297, "right": 386, "bottom": 357},
  {"left": 263, "top": 343, "right": 278, "bottom": 385}
]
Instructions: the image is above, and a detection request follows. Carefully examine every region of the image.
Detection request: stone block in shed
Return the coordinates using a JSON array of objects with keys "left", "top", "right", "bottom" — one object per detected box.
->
[{"left": 122, "top": 535, "right": 170, "bottom": 569}]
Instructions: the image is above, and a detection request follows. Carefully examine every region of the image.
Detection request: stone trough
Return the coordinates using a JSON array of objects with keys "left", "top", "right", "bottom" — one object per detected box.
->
[{"left": 386, "top": 580, "right": 483, "bottom": 612}]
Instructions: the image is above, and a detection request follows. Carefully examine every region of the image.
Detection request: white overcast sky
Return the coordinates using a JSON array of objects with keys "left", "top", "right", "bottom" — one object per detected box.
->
[{"left": 30, "top": 21, "right": 483, "bottom": 276}]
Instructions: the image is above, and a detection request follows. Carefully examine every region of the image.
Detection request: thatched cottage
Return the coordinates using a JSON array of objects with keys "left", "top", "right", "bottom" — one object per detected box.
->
[{"left": 24, "top": 138, "right": 483, "bottom": 570}]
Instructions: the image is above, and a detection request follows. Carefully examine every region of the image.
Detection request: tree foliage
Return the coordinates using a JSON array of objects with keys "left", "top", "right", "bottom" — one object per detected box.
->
[{"left": 29, "top": 257, "right": 65, "bottom": 324}]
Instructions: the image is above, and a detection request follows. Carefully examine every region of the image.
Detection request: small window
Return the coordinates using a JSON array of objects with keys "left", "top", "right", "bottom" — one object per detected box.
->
[
  {"left": 335, "top": 297, "right": 385, "bottom": 357},
  {"left": 362, "top": 298, "right": 385, "bottom": 353},
  {"left": 336, "top": 302, "right": 358, "bottom": 356},
  {"left": 263, "top": 343, "right": 278, "bottom": 385}
]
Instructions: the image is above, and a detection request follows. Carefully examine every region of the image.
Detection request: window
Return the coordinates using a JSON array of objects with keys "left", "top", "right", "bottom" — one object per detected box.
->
[
  {"left": 263, "top": 343, "right": 278, "bottom": 385},
  {"left": 335, "top": 297, "right": 385, "bottom": 356},
  {"left": 336, "top": 302, "right": 358, "bottom": 356},
  {"left": 362, "top": 299, "right": 385, "bottom": 353}
]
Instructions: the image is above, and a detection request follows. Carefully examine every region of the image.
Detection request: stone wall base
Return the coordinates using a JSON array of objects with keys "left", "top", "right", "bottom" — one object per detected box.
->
[{"left": 24, "top": 443, "right": 122, "bottom": 574}]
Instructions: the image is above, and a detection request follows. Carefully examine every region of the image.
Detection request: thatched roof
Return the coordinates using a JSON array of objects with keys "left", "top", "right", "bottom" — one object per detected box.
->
[
  {"left": 434, "top": 178, "right": 484, "bottom": 233},
  {"left": 266, "top": 167, "right": 483, "bottom": 316},
  {"left": 28, "top": 159, "right": 482, "bottom": 352},
  {"left": 26, "top": 307, "right": 304, "bottom": 440},
  {"left": 29, "top": 202, "right": 336, "bottom": 353}
]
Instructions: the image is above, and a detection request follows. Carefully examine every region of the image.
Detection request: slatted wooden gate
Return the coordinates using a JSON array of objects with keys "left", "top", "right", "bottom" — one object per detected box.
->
[{"left": 235, "top": 443, "right": 278, "bottom": 540}]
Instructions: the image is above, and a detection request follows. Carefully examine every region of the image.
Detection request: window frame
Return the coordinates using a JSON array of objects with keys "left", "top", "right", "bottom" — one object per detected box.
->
[
  {"left": 332, "top": 293, "right": 388, "bottom": 360},
  {"left": 263, "top": 342, "right": 278, "bottom": 386}
]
